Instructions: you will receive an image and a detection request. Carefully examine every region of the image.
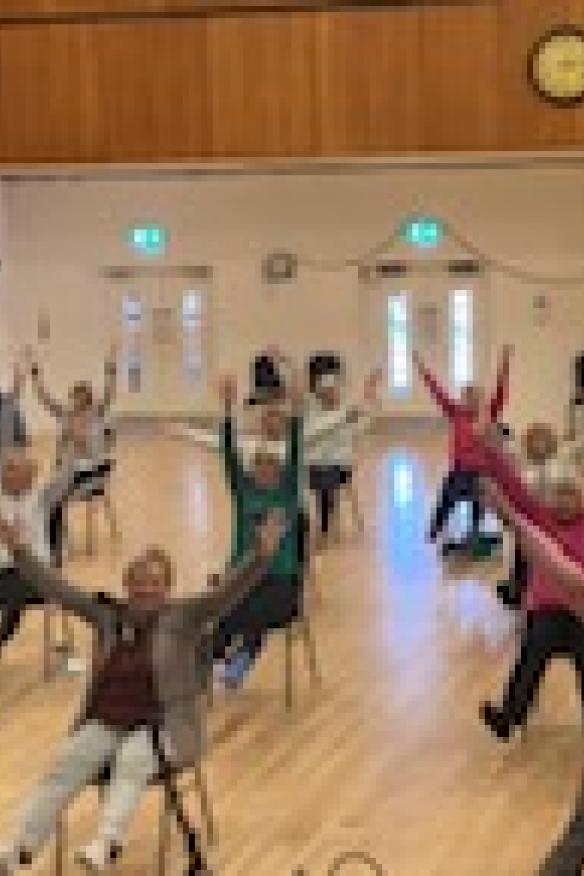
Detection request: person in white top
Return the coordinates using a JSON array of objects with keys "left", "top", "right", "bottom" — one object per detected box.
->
[
  {"left": 304, "top": 361, "right": 382, "bottom": 544},
  {"left": 0, "top": 448, "right": 74, "bottom": 652},
  {"left": 27, "top": 345, "right": 119, "bottom": 557}
]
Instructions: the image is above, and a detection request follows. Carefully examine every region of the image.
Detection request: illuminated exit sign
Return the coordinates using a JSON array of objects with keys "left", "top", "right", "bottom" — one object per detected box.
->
[
  {"left": 400, "top": 217, "right": 444, "bottom": 249},
  {"left": 127, "top": 224, "right": 167, "bottom": 257}
]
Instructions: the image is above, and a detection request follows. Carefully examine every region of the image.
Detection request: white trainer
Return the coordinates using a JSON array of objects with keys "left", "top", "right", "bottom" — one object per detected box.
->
[{"left": 74, "top": 838, "right": 122, "bottom": 873}]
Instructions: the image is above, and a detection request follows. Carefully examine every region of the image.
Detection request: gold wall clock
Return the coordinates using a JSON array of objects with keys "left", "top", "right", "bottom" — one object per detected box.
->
[{"left": 529, "top": 26, "right": 584, "bottom": 106}]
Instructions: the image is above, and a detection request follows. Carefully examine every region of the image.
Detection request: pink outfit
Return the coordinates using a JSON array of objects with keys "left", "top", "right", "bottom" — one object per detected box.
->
[{"left": 523, "top": 515, "right": 584, "bottom": 613}]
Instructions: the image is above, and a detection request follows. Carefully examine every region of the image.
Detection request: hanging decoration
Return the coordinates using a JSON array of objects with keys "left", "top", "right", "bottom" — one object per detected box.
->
[{"left": 277, "top": 215, "right": 584, "bottom": 287}]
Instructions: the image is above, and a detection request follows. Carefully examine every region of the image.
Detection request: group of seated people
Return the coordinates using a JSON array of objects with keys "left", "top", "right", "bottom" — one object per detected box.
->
[
  {"left": 1, "top": 341, "right": 584, "bottom": 874},
  {"left": 0, "top": 346, "right": 381, "bottom": 873}
]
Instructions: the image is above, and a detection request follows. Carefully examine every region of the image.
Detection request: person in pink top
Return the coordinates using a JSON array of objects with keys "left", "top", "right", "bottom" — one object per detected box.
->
[
  {"left": 412, "top": 345, "right": 512, "bottom": 545},
  {"left": 478, "top": 477, "right": 584, "bottom": 743}
]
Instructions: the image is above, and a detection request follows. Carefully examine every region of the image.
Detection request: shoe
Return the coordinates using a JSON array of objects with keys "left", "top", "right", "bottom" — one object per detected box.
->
[
  {"left": 222, "top": 649, "right": 252, "bottom": 690},
  {"left": 496, "top": 582, "right": 522, "bottom": 610},
  {"left": 74, "top": 839, "right": 122, "bottom": 872},
  {"left": 479, "top": 701, "right": 512, "bottom": 741},
  {"left": 0, "top": 844, "right": 30, "bottom": 876}
]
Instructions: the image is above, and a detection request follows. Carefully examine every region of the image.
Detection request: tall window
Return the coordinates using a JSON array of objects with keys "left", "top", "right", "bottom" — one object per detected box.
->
[
  {"left": 121, "top": 293, "right": 143, "bottom": 393},
  {"left": 388, "top": 292, "right": 411, "bottom": 396},
  {"left": 182, "top": 290, "right": 205, "bottom": 385},
  {"left": 449, "top": 288, "right": 473, "bottom": 391}
]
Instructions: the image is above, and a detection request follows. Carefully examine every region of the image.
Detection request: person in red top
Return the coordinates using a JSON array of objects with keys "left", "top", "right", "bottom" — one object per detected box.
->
[
  {"left": 479, "top": 478, "right": 584, "bottom": 741},
  {"left": 412, "top": 345, "right": 513, "bottom": 545}
]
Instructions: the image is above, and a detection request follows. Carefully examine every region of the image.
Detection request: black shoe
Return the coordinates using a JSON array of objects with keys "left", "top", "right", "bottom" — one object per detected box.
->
[
  {"left": 496, "top": 582, "right": 522, "bottom": 609},
  {"left": 479, "top": 701, "right": 512, "bottom": 741}
]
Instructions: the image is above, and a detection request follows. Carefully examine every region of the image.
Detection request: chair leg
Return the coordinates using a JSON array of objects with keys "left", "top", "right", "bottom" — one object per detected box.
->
[
  {"left": 284, "top": 626, "right": 294, "bottom": 711},
  {"left": 43, "top": 605, "right": 54, "bottom": 682},
  {"left": 194, "top": 763, "right": 215, "bottom": 848},
  {"left": 85, "top": 501, "right": 96, "bottom": 558},
  {"left": 54, "top": 810, "right": 65, "bottom": 876},
  {"left": 157, "top": 795, "right": 172, "bottom": 876},
  {"left": 346, "top": 483, "right": 364, "bottom": 537},
  {"left": 301, "top": 616, "right": 321, "bottom": 689}
]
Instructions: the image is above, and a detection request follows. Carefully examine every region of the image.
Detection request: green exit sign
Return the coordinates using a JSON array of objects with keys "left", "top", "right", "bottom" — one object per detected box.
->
[
  {"left": 127, "top": 224, "right": 167, "bottom": 257},
  {"left": 400, "top": 217, "right": 444, "bottom": 249}
]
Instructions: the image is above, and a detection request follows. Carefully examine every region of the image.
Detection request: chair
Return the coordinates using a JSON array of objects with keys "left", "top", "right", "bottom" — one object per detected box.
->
[
  {"left": 53, "top": 758, "right": 214, "bottom": 876},
  {"left": 42, "top": 605, "right": 77, "bottom": 682},
  {"left": 283, "top": 610, "right": 321, "bottom": 711}
]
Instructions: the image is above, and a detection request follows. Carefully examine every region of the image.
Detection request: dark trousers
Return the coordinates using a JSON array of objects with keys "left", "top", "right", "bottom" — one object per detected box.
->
[
  {"left": 539, "top": 781, "right": 584, "bottom": 875},
  {"left": 213, "top": 512, "right": 309, "bottom": 664},
  {"left": 504, "top": 542, "right": 530, "bottom": 602},
  {"left": 430, "top": 467, "right": 483, "bottom": 540},
  {"left": 309, "top": 465, "right": 351, "bottom": 536},
  {"left": 212, "top": 573, "right": 302, "bottom": 663},
  {"left": 0, "top": 568, "right": 44, "bottom": 650},
  {"left": 499, "top": 610, "right": 584, "bottom": 729}
]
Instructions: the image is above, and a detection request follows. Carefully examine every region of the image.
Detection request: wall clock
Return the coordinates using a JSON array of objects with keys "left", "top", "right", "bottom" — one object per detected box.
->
[{"left": 529, "top": 26, "right": 584, "bottom": 106}]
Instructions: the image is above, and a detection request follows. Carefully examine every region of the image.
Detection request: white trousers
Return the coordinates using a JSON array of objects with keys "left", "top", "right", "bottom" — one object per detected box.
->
[{"left": 13, "top": 720, "right": 168, "bottom": 855}]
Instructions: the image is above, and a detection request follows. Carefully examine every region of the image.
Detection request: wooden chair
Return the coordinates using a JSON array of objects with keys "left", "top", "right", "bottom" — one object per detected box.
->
[{"left": 283, "top": 610, "right": 321, "bottom": 711}]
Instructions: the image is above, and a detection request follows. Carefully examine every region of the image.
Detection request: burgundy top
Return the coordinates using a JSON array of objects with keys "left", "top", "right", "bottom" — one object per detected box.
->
[{"left": 87, "top": 626, "right": 160, "bottom": 731}]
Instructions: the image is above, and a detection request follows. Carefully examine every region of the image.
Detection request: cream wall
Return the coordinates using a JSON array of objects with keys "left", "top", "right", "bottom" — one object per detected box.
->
[{"left": 1, "top": 164, "right": 583, "bottom": 435}]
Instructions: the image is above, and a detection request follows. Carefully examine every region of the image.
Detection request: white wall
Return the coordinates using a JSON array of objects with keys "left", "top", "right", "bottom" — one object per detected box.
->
[{"left": 2, "top": 164, "right": 584, "bottom": 434}]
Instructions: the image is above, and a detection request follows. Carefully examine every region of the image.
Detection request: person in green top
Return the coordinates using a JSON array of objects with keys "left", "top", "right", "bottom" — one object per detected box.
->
[{"left": 212, "top": 371, "right": 307, "bottom": 688}]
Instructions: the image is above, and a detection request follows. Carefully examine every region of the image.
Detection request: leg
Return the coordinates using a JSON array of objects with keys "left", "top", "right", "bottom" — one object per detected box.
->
[
  {"left": 429, "top": 471, "right": 459, "bottom": 541},
  {"left": 3, "top": 722, "right": 118, "bottom": 861},
  {"left": 0, "top": 601, "right": 25, "bottom": 649},
  {"left": 481, "top": 613, "right": 557, "bottom": 737},
  {"left": 563, "top": 613, "right": 584, "bottom": 716},
  {"left": 93, "top": 727, "right": 159, "bottom": 846},
  {"left": 498, "top": 542, "right": 529, "bottom": 608}
]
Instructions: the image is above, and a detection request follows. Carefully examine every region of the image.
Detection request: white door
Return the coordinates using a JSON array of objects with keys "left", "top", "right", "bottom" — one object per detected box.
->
[
  {"left": 110, "top": 277, "right": 209, "bottom": 416},
  {"left": 385, "top": 273, "right": 489, "bottom": 417}
]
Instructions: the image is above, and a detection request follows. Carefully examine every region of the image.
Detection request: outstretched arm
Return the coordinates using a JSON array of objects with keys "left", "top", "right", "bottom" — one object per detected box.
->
[
  {"left": 29, "top": 353, "right": 65, "bottom": 420},
  {"left": 488, "top": 344, "right": 513, "bottom": 421},
  {"left": 179, "top": 509, "right": 287, "bottom": 627},
  {"left": 218, "top": 375, "right": 244, "bottom": 493},
  {"left": 0, "top": 515, "right": 110, "bottom": 627},
  {"left": 483, "top": 479, "right": 584, "bottom": 610},
  {"left": 412, "top": 351, "right": 456, "bottom": 418}
]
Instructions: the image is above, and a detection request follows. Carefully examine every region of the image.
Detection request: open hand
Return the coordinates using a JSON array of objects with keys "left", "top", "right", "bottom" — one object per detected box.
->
[
  {"left": 256, "top": 509, "right": 286, "bottom": 559},
  {"left": 0, "top": 516, "right": 23, "bottom": 553}
]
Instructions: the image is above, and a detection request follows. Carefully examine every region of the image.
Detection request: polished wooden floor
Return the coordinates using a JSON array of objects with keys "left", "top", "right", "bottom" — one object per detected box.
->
[{"left": 0, "top": 425, "right": 582, "bottom": 876}]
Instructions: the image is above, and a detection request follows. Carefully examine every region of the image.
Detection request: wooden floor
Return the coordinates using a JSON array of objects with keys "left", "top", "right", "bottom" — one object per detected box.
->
[{"left": 0, "top": 426, "right": 583, "bottom": 876}]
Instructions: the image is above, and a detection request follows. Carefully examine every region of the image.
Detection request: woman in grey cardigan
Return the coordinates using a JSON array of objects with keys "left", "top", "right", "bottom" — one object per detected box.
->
[{"left": 0, "top": 509, "right": 285, "bottom": 874}]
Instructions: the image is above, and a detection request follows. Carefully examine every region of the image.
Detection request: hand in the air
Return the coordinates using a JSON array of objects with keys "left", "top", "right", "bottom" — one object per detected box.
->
[{"left": 256, "top": 509, "right": 286, "bottom": 559}]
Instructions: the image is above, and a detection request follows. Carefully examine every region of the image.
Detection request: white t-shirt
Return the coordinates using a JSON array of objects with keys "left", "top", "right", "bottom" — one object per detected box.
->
[{"left": 304, "top": 399, "right": 372, "bottom": 467}]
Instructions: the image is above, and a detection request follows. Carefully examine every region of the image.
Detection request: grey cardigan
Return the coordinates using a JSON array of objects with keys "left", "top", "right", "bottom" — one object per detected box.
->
[{"left": 13, "top": 546, "right": 271, "bottom": 768}]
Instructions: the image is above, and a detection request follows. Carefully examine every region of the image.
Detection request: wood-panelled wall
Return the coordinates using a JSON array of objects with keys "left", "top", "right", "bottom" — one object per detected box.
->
[{"left": 0, "top": 0, "right": 583, "bottom": 162}]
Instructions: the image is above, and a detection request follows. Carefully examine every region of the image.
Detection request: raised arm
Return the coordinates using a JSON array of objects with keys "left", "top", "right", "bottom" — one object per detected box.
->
[
  {"left": 412, "top": 351, "right": 456, "bottom": 418},
  {"left": 483, "top": 480, "right": 584, "bottom": 611},
  {"left": 97, "top": 344, "right": 118, "bottom": 414},
  {"left": 218, "top": 375, "right": 244, "bottom": 493},
  {"left": 0, "top": 515, "right": 110, "bottom": 627},
  {"left": 488, "top": 344, "right": 513, "bottom": 422},
  {"left": 29, "top": 354, "right": 65, "bottom": 420},
  {"left": 179, "top": 509, "right": 287, "bottom": 627}
]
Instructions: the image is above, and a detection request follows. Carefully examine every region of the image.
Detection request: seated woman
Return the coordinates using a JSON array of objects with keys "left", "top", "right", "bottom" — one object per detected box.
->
[
  {"left": 27, "top": 345, "right": 119, "bottom": 557},
  {"left": 0, "top": 509, "right": 284, "bottom": 874},
  {"left": 213, "top": 371, "right": 306, "bottom": 688}
]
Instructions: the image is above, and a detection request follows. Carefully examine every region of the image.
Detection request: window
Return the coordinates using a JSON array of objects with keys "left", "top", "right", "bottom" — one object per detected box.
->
[
  {"left": 388, "top": 292, "right": 411, "bottom": 396},
  {"left": 121, "top": 293, "right": 143, "bottom": 392},
  {"left": 182, "top": 290, "right": 205, "bottom": 385},
  {"left": 449, "top": 288, "right": 473, "bottom": 391}
]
